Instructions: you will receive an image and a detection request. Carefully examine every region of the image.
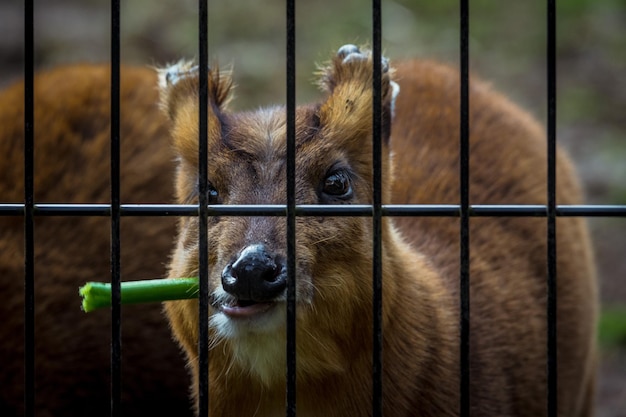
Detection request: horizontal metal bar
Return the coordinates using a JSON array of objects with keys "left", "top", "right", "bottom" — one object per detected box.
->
[
  {"left": 555, "top": 205, "right": 626, "bottom": 217},
  {"left": 1, "top": 203, "right": 626, "bottom": 217}
]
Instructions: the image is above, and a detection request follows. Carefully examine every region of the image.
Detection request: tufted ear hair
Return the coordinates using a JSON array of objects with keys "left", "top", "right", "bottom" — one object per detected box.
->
[
  {"left": 157, "top": 60, "right": 233, "bottom": 121},
  {"left": 316, "top": 45, "right": 399, "bottom": 145}
]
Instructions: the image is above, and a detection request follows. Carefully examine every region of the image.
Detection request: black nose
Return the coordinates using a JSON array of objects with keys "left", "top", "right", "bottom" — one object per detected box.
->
[{"left": 221, "top": 244, "right": 286, "bottom": 302}]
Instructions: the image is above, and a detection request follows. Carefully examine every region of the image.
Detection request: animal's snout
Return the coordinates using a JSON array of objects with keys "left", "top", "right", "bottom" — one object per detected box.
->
[{"left": 221, "top": 244, "right": 286, "bottom": 302}]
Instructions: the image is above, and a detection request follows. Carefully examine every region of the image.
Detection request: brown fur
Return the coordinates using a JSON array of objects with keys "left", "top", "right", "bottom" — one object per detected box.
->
[
  {"left": 0, "top": 65, "right": 191, "bottom": 417},
  {"left": 161, "top": 47, "right": 597, "bottom": 416},
  {"left": 0, "top": 44, "right": 597, "bottom": 416}
]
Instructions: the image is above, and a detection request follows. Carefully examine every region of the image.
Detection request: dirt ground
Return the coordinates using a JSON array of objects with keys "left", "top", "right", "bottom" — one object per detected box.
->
[{"left": 1, "top": 0, "right": 624, "bottom": 415}]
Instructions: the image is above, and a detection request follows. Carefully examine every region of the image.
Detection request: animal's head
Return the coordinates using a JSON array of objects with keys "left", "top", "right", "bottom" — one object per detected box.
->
[{"left": 161, "top": 45, "right": 399, "bottom": 386}]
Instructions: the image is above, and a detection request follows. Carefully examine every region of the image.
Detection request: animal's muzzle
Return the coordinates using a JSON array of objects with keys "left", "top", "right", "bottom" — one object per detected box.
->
[{"left": 221, "top": 244, "right": 286, "bottom": 302}]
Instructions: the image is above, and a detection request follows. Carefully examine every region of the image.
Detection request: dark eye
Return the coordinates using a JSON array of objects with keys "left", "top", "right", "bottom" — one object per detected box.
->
[
  {"left": 207, "top": 183, "right": 219, "bottom": 204},
  {"left": 193, "top": 181, "right": 220, "bottom": 204},
  {"left": 322, "top": 170, "right": 353, "bottom": 199}
]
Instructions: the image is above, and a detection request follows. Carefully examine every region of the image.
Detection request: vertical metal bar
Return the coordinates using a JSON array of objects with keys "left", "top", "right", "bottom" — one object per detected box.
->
[
  {"left": 23, "top": 1, "right": 35, "bottom": 416},
  {"left": 546, "top": 1, "right": 558, "bottom": 415},
  {"left": 198, "top": 0, "right": 210, "bottom": 416},
  {"left": 372, "top": 0, "right": 383, "bottom": 416},
  {"left": 109, "top": 1, "right": 122, "bottom": 416},
  {"left": 459, "top": 1, "right": 471, "bottom": 416},
  {"left": 285, "top": 0, "right": 297, "bottom": 416}
]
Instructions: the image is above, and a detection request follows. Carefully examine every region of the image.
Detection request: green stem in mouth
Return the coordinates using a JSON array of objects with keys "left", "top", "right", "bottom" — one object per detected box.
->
[{"left": 79, "top": 278, "right": 199, "bottom": 312}]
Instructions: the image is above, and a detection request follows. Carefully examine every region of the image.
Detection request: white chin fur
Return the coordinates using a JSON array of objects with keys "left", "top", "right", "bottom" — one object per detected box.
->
[
  {"left": 209, "top": 303, "right": 285, "bottom": 339},
  {"left": 210, "top": 304, "right": 287, "bottom": 386},
  {"left": 209, "top": 286, "right": 286, "bottom": 339}
]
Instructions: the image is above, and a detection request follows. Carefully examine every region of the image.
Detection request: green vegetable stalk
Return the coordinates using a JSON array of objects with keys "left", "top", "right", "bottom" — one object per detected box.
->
[{"left": 79, "top": 278, "right": 199, "bottom": 312}]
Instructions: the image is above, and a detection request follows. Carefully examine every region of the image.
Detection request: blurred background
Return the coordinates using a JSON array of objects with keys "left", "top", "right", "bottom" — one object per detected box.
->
[{"left": 1, "top": 0, "right": 624, "bottom": 415}]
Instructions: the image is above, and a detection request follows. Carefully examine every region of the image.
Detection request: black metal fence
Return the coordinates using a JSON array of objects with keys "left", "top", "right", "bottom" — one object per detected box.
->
[{"left": 9, "top": 1, "right": 626, "bottom": 417}]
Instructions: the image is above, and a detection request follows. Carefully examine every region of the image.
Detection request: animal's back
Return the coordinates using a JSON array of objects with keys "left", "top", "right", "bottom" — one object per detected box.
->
[
  {"left": 0, "top": 65, "right": 191, "bottom": 417},
  {"left": 390, "top": 60, "right": 597, "bottom": 416}
]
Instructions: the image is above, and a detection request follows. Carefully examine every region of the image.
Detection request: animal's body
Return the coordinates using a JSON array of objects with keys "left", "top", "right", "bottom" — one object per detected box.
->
[
  {"left": 162, "top": 45, "right": 598, "bottom": 417},
  {"left": 0, "top": 44, "right": 597, "bottom": 417},
  {"left": 0, "top": 66, "right": 191, "bottom": 417}
]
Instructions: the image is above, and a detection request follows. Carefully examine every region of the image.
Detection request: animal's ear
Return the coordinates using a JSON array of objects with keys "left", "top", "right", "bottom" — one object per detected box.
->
[
  {"left": 157, "top": 61, "right": 233, "bottom": 121},
  {"left": 316, "top": 45, "right": 399, "bottom": 144},
  {"left": 157, "top": 61, "right": 233, "bottom": 167}
]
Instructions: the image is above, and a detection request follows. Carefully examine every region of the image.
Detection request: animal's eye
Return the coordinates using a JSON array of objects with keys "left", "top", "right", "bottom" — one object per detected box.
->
[
  {"left": 207, "top": 183, "right": 219, "bottom": 204},
  {"left": 322, "top": 170, "right": 353, "bottom": 199},
  {"left": 194, "top": 181, "right": 220, "bottom": 204}
]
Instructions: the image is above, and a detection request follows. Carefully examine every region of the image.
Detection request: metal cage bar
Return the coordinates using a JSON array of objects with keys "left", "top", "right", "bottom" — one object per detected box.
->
[
  {"left": 197, "top": 0, "right": 210, "bottom": 415},
  {"left": 23, "top": 1, "right": 35, "bottom": 416},
  {"left": 372, "top": 0, "right": 384, "bottom": 416},
  {"left": 546, "top": 0, "right": 558, "bottom": 415},
  {"left": 3, "top": 203, "right": 626, "bottom": 218},
  {"left": 285, "top": 1, "right": 297, "bottom": 416},
  {"left": 109, "top": 1, "right": 122, "bottom": 416},
  {"left": 459, "top": 0, "right": 471, "bottom": 415}
]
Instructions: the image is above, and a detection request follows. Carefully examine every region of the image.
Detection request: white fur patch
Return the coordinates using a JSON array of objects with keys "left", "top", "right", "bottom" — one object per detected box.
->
[
  {"left": 208, "top": 288, "right": 287, "bottom": 385},
  {"left": 209, "top": 292, "right": 286, "bottom": 339},
  {"left": 157, "top": 61, "right": 199, "bottom": 89},
  {"left": 390, "top": 80, "right": 400, "bottom": 119},
  {"left": 231, "top": 330, "right": 286, "bottom": 386}
]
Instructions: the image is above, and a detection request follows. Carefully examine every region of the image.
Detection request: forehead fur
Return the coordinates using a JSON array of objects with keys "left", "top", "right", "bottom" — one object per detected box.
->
[
  {"left": 173, "top": 104, "right": 321, "bottom": 168},
  {"left": 222, "top": 106, "right": 319, "bottom": 160}
]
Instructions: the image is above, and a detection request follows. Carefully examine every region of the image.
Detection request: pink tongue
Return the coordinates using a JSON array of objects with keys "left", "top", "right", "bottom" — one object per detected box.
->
[{"left": 221, "top": 302, "right": 274, "bottom": 318}]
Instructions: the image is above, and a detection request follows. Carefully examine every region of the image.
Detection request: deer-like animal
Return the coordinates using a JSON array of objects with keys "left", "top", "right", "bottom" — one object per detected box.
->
[
  {"left": 0, "top": 65, "right": 190, "bottom": 417},
  {"left": 161, "top": 45, "right": 597, "bottom": 416}
]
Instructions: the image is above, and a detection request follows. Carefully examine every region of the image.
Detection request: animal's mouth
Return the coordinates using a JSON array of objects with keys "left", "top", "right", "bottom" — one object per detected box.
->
[{"left": 218, "top": 299, "right": 277, "bottom": 318}]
